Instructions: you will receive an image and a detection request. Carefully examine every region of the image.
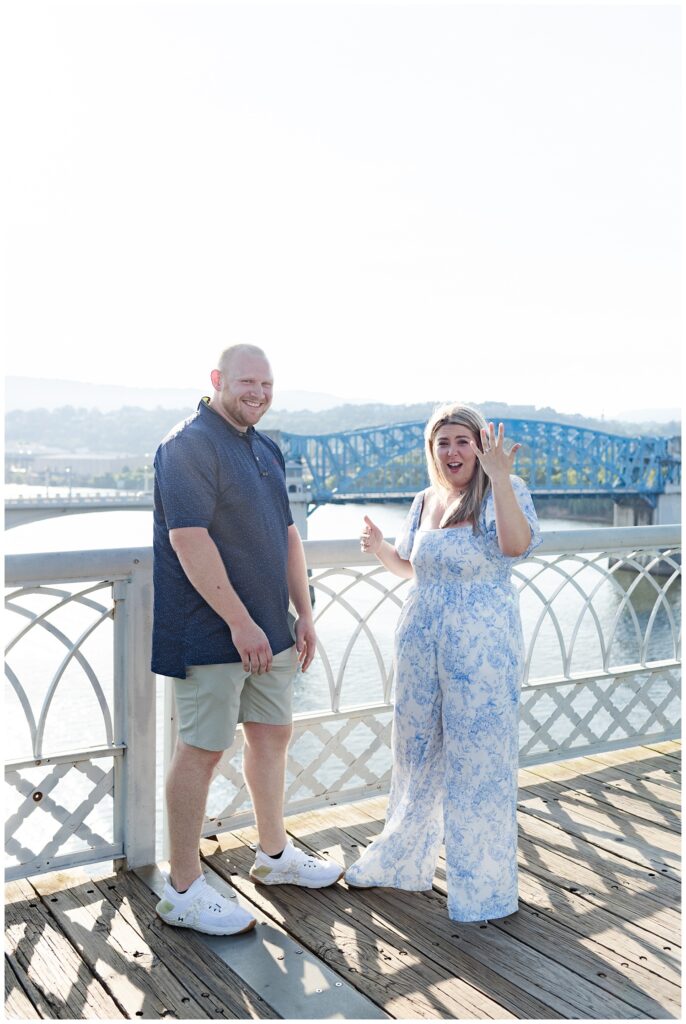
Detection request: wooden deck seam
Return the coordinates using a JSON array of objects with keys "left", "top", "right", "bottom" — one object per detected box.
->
[
  {"left": 582, "top": 750, "right": 681, "bottom": 785},
  {"left": 515, "top": 803, "right": 679, "bottom": 877},
  {"left": 510, "top": 871, "right": 681, "bottom": 982},
  {"left": 519, "top": 779, "right": 682, "bottom": 838},
  {"left": 484, "top": 905, "right": 679, "bottom": 1017},
  {"left": 6, "top": 877, "right": 128, "bottom": 1020},
  {"left": 517, "top": 776, "right": 682, "bottom": 839},
  {"left": 516, "top": 821, "right": 681, "bottom": 895},
  {"left": 522, "top": 835, "right": 683, "bottom": 933},
  {"left": 4, "top": 953, "right": 49, "bottom": 1021},
  {"left": 643, "top": 742, "right": 682, "bottom": 760},
  {"left": 4, "top": 953, "right": 33, "bottom": 1010},
  {"left": 521, "top": 770, "right": 682, "bottom": 831}
]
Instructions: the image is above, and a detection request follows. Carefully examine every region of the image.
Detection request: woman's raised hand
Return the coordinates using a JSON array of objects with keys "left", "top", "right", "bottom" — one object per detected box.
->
[
  {"left": 360, "top": 515, "right": 383, "bottom": 555},
  {"left": 470, "top": 421, "right": 521, "bottom": 481}
]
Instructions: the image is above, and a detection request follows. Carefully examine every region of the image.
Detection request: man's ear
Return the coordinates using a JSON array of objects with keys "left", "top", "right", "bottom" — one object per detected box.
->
[{"left": 210, "top": 369, "right": 222, "bottom": 392}]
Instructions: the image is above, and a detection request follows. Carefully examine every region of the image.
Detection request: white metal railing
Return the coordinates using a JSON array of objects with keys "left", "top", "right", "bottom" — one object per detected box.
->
[
  {"left": 4, "top": 526, "right": 681, "bottom": 881},
  {"left": 5, "top": 549, "right": 156, "bottom": 881},
  {"left": 6, "top": 492, "right": 151, "bottom": 505},
  {"left": 5, "top": 495, "right": 155, "bottom": 530}
]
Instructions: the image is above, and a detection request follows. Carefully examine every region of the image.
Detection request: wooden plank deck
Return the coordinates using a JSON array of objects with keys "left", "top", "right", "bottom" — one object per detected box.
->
[{"left": 5, "top": 741, "right": 681, "bottom": 1019}]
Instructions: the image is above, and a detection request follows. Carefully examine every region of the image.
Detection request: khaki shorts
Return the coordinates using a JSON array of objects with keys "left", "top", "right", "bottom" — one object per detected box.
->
[{"left": 172, "top": 645, "right": 299, "bottom": 752}]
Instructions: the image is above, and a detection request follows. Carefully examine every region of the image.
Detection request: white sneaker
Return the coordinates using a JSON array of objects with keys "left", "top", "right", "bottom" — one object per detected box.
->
[
  {"left": 156, "top": 872, "right": 256, "bottom": 935},
  {"left": 249, "top": 839, "right": 344, "bottom": 888}
]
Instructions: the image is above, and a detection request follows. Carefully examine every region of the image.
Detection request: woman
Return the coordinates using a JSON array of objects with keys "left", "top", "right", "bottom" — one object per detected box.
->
[{"left": 345, "top": 403, "right": 541, "bottom": 922}]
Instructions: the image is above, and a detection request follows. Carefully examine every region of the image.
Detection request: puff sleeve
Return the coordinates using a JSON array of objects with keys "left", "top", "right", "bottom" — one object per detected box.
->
[
  {"left": 481, "top": 475, "right": 542, "bottom": 559},
  {"left": 394, "top": 491, "right": 425, "bottom": 560}
]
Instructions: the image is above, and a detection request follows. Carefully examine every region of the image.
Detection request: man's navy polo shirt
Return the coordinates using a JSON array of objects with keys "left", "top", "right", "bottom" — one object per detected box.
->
[{"left": 152, "top": 399, "right": 294, "bottom": 679}]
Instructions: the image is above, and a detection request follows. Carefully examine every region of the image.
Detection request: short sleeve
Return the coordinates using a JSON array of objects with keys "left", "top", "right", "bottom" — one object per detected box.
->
[
  {"left": 394, "top": 491, "right": 425, "bottom": 560},
  {"left": 482, "top": 475, "right": 542, "bottom": 559},
  {"left": 154, "top": 432, "right": 220, "bottom": 530}
]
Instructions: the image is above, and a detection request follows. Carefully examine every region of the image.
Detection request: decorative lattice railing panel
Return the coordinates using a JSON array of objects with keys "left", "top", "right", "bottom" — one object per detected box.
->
[
  {"left": 4, "top": 751, "right": 123, "bottom": 881},
  {"left": 5, "top": 582, "right": 115, "bottom": 761},
  {"left": 519, "top": 664, "right": 680, "bottom": 766},
  {"left": 5, "top": 548, "right": 157, "bottom": 880}
]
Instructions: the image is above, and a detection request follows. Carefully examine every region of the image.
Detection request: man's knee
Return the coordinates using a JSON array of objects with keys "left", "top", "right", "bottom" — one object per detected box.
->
[
  {"left": 243, "top": 721, "right": 293, "bottom": 753},
  {"left": 174, "top": 738, "right": 224, "bottom": 773}
]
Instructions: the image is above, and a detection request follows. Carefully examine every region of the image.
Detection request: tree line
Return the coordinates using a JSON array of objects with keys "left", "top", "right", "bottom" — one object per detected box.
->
[{"left": 6, "top": 403, "right": 679, "bottom": 455}]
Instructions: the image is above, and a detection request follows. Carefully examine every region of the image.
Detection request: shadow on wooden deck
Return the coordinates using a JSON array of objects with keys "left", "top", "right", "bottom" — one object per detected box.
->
[{"left": 6, "top": 742, "right": 681, "bottom": 1019}]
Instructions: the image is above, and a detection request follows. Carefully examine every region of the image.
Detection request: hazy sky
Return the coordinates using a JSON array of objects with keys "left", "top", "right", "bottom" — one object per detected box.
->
[{"left": 3, "top": 1, "right": 682, "bottom": 418}]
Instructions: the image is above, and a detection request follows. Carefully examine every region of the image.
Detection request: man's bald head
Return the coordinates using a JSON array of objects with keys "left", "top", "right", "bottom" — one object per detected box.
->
[
  {"left": 209, "top": 345, "right": 274, "bottom": 431},
  {"left": 217, "top": 344, "right": 269, "bottom": 376}
]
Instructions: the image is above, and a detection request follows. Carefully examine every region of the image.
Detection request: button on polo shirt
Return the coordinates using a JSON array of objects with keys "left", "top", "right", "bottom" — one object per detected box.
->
[{"left": 152, "top": 399, "right": 294, "bottom": 678}]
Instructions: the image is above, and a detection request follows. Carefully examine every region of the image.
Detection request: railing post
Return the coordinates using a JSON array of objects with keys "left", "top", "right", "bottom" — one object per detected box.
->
[{"left": 112, "top": 563, "right": 156, "bottom": 870}]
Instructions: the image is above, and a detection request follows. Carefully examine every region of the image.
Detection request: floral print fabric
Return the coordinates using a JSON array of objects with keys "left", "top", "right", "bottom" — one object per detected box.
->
[{"left": 346, "top": 476, "right": 542, "bottom": 921}]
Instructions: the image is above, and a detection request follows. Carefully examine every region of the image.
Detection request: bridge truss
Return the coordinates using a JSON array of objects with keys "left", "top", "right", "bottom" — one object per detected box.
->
[{"left": 280, "top": 419, "right": 680, "bottom": 505}]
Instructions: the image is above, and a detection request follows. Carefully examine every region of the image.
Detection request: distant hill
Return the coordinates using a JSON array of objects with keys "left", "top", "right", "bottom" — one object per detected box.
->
[
  {"left": 4, "top": 376, "right": 351, "bottom": 414},
  {"left": 615, "top": 408, "right": 681, "bottom": 425},
  {"left": 259, "top": 402, "right": 681, "bottom": 439},
  {"left": 5, "top": 399, "right": 680, "bottom": 457}
]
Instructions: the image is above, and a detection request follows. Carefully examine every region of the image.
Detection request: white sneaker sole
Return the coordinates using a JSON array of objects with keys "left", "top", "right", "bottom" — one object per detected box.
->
[
  {"left": 249, "top": 867, "right": 345, "bottom": 889},
  {"left": 156, "top": 912, "right": 257, "bottom": 936}
]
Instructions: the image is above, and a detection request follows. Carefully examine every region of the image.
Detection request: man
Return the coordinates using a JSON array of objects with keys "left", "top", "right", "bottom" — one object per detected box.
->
[{"left": 152, "top": 344, "right": 342, "bottom": 936}]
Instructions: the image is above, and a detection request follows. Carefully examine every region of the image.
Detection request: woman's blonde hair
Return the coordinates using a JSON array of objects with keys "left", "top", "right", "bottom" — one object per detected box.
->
[{"left": 424, "top": 402, "right": 490, "bottom": 530}]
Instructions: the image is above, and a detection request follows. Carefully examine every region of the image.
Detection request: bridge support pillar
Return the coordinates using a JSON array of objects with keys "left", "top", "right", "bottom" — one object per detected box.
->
[
  {"left": 285, "top": 459, "right": 311, "bottom": 539},
  {"left": 265, "top": 429, "right": 311, "bottom": 538},
  {"left": 654, "top": 484, "right": 681, "bottom": 526},
  {"left": 613, "top": 500, "right": 654, "bottom": 528},
  {"left": 285, "top": 458, "right": 316, "bottom": 606},
  {"left": 613, "top": 485, "right": 681, "bottom": 528},
  {"left": 611, "top": 487, "right": 681, "bottom": 576}
]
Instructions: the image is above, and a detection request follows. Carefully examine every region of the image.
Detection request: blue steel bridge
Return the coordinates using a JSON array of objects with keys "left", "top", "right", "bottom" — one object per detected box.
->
[{"left": 280, "top": 418, "right": 681, "bottom": 507}]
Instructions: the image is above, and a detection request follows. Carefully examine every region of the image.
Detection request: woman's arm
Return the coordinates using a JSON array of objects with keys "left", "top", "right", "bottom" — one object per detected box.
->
[
  {"left": 489, "top": 477, "right": 532, "bottom": 557},
  {"left": 470, "top": 421, "right": 532, "bottom": 557},
  {"left": 361, "top": 515, "right": 415, "bottom": 579}
]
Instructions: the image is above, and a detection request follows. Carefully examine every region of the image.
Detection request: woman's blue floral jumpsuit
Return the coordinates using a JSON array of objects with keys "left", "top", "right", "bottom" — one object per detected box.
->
[{"left": 346, "top": 476, "right": 541, "bottom": 921}]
